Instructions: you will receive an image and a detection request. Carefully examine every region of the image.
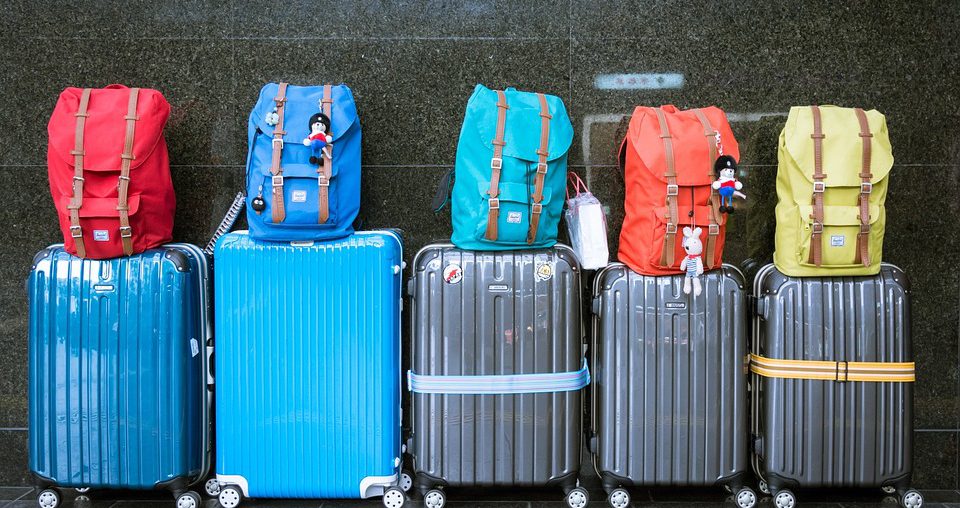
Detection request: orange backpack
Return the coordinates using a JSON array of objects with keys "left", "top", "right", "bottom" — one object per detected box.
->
[{"left": 618, "top": 105, "right": 740, "bottom": 275}]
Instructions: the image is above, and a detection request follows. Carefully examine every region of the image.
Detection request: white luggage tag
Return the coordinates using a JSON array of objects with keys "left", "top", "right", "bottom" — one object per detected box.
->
[{"left": 564, "top": 173, "right": 609, "bottom": 270}]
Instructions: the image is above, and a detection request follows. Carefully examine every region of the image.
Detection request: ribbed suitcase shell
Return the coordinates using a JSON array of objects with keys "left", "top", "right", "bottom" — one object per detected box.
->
[
  {"left": 591, "top": 264, "right": 749, "bottom": 490},
  {"left": 751, "top": 263, "right": 913, "bottom": 491},
  {"left": 409, "top": 244, "right": 583, "bottom": 490},
  {"left": 28, "top": 244, "right": 212, "bottom": 490},
  {"left": 214, "top": 231, "right": 403, "bottom": 499}
]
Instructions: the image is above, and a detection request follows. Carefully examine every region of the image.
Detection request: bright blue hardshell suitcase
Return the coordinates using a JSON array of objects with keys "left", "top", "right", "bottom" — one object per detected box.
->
[
  {"left": 214, "top": 231, "right": 404, "bottom": 505},
  {"left": 28, "top": 244, "right": 213, "bottom": 505}
]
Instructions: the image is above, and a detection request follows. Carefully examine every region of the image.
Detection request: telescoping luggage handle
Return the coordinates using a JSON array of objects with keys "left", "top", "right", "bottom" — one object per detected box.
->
[
  {"left": 66, "top": 87, "right": 141, "bottom": 258},
  {"left": 749, "top": 354, "right": 914, "bottom": 383},
  {"left": 483, "top": 90, "right": 552, "bottom": 244},
  {"left": 407, "top": 359, "right": 590, "bottom": 395},
  {"left": 807, "top": 105, "right": 874, "bottom": 267}
]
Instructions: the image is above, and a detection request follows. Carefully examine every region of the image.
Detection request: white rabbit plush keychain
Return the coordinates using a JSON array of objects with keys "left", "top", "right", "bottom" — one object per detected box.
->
[{"left": 679, "top": 226, "right": 704, "bottom": 296}]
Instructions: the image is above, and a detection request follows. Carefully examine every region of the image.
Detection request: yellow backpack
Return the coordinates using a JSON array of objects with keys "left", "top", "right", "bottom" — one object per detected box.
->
[{"left": 774, "top": 105, "right": 893, "bottom": 276}]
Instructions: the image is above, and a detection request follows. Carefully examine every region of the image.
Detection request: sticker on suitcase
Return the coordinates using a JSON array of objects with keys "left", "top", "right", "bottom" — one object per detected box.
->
[
  {"left": 443, "top": 263, "right": 463, "bottom": 284},
  {"left": 535, "top": 261, "right": 553, "bottom": 281}
]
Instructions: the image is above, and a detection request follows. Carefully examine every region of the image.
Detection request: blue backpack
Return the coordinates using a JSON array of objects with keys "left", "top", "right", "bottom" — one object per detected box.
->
[
  {"left": 450, "top": 85, "right": 573, "bottom": 250},
  {"left": 246, "top": 82, "right": 360, "bottom": 241}
]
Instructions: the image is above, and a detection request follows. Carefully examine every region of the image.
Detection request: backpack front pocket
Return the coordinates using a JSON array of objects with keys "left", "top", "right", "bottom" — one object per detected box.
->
[
  {"left": 474, "top": 182, "right": 551, "bottom": 245},
  {"left": 797, "top": 204, "right": 881, "bottom": 267},
  {"left": 256, "top": 163, "right": 339, "bottom": 227}
]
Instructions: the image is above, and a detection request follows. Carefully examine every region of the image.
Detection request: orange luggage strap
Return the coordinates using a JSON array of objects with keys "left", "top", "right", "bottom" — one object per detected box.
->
[
  {"left": 808, "top": 105, "right": 827, "bottom": 266},
  {"left": 526, "top": 93, "right": 552, "bottom": 244},
  {"left": 116, "top": 87, "right": 140, "bottom": 256},
  {"left": 693, "top": 109, "right": 721, "bottom": 269},
  {"left": 654, "top": 108, "right": 679, "bottom": 267},
  {"left": 484, "top": 90, "right": 509, "bottom": 241},
  {"left": 318, "top": 84, "right": 333, "bottom": 224},
  {"left": 270, "top": 82, "right": 289, "bottom": 223},
  {"left": 750, "top": 354, "right": 914, "bottom": 383},
  {"left": 67, "top": 88, "right": 92, "bottom": 258},
  {"left": 853, "top": 108, "right": 873, "bottom": 267}
]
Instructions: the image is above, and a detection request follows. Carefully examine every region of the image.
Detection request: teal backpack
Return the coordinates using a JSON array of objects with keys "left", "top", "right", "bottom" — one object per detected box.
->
[{"left": 449, "top": 85, "right": 574, "bottom": 250}]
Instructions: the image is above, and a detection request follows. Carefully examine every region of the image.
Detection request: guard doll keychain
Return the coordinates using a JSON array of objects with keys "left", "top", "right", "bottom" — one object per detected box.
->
[
  {"left": 712, "top": 155, "right": 746, "bottom": 213},
  {"left": 303, "top": 112, "right": 333, "bottom": 165}
]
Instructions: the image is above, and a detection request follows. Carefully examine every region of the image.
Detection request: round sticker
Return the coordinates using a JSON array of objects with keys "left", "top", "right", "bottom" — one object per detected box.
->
[
  {"left": 535, "top": 262, "right": 553, "bottom": 281},
  {"left": 443, "top": 263, "right": 463, "bottom": 284}
]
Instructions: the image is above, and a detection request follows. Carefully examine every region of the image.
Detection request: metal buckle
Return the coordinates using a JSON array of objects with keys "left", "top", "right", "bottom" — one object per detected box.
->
[
  {"left": 70, "top": 225, "right": 83, "bottom": 238},
  {"left": 813, "top": 182, "right": 826, "bottom": 193},
  {"left": 117, "top": 175, "right": 130, "bottom": 181},
  {"left": 272, "top": 175, "right": 284, "bottom": 187},
  {"left": 665, "top": 223, "right": 678, "bottom": 234},
  {"left": 708, "top": 224, "right": 720, "bottom": 235},
  {"left": 490, "top": 158, "right": 503, "bottom": 170},
  {"left": 119, "top": 226, "right": 132, "bottom": 238},
  {"left": 72, "top": 176, "right": 84, "bottom": 182},
  {"left": 272, "top": 137, "right": 284, "bottom": 149},
  {"left": 536, "top": 162, "right": 548, "bottom": 174},
  {"left": 860, "top": 223, "right": 871, "bottom": 234},
  {"left": 811, "top": 222, "right": 824, "bottom": 234},
  {"left": 532, "top": 203, "right": 543, "bottom": 213},
  {"left": 666, "top": 184, "right": 679, "bottom": 196},
  {"left": 318, "top": 176, "right": 329, "bottom": 187},
  {"left": 861, "top": 182, "right": 873, "bottom": 194},
  {"left": 488, "top": 198, "right": 500, "bottom": 210},
  {"left": 836, "top": 361, "right": 848, "bottom": 382}
]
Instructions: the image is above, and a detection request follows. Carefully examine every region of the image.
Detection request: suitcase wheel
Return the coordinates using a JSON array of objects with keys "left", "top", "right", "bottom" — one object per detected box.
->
[
  {"left": 900, "top": 489, "right": 923, "bottom": 508},
  {"left": 607, "top": 488, "right": 629, "bottom": 508},
  {"left": 735, "top": 487, "right": 758, "bottom": 508},
  {"left": 218, "top": 485, "right": 243, "bottom": 508},
  {"left": 423, "top": 489, "right": 446, "bottom": 508},
  {"left": 566, "top": 487, "right": 589, "bottom": 508},
  {"left": 399, "top": 471, "right": 414, "bottom": 492},
  {"left": 382, "top": 487, "right": 406, "bottom": 508},
  {"left": 205, "top": 478, "right": 222, "bottom": 497},
  {"left": 74, "top": 488, "right": 90, "bottom": 494},
  {"left": 176, "top": 491, "right": 201, "bottom": 508},
  {"left": 37, "top": 489, "right": 60, "bottom": 508},
  {"left": 773, "top": 489, "right": 796, "bottom": 508},
  {"left": 758, "top": 480, "right": 771, "bottom": 495}
]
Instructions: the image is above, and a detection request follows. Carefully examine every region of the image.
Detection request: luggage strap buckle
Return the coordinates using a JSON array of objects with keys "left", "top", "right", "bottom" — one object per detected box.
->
[
  {"left": 861, "top": 182, "right": 873, "bottom": 194},
  {"left": 536, "top": 162, "right": 548, "bottom": 174},
  {"left": 666, "top": 184, "right": 679, "bottom": 196},
  {"left": 272, "top": 138, "right": 284, "bottom": 149},
  {"left": 488, "top": 198, "right": 500, "bottom": 210},
  {"left": 860, "top": 223, "right": 871, "bottom": 234},
  {"left": 811, "top": 222, "right": 824, "bottom": 234},
  {"left": 490, "top": 157, "right": 503, "bottom": 170},
  {"left": 318, "top": 175, "right": 329, "bottom": 187},
  {"left": 272, "top": 175, "right": 284, "bottom": 187},
  {"left": 119, "top": 226, "right": 132, "bottom": 238},
  {"left": 708, "top": 224, "right": 720, "bottom": 235},
  {"left": 70, "top": 225, "right": 83, "bottom": 238},
  {"left": 835, "top": 361, "right": 849, "bottom": 382},
  {"left": 666, "top": 223, "right": 678, "bottom": 234},
  {"left": 813, "top": 182, "right": 826, "bottom": 193},
  {"left": 531, "top": 203, "right": 543, "bottom": 213}
]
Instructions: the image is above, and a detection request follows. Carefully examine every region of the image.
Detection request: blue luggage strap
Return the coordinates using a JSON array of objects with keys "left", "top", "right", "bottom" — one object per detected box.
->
[{"left": 408, "top": 359, "right": 590, "bottom": 395}]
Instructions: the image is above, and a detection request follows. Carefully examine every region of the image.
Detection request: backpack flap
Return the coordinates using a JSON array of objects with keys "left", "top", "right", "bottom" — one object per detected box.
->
[
  {"left": 48, "top": 86, "right": 170, "bottom": 178},
  {"left": 470, "top": 85, "right": 573, "bottom": 163},
  {"left": 782, "top": 105, "right": 893, "bottom": 188},
  {"left": 250, "top": 83, "right": 358, "bottom": 150},
  {"left": 76, "top": 195, "right": 142, "bottom": 218},
  {"left": 626, "top": 105, "right": 740, "bottom": 186}
]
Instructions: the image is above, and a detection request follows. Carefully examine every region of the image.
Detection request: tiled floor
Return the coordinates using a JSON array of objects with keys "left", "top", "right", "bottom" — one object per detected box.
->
[{"left": 2, "top": 487, "right": 959, "bottom": 508}]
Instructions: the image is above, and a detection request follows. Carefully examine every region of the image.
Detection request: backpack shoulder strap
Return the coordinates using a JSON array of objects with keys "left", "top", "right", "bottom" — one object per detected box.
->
[
  {"left": 853, "top": 108, "right": 874, "bottom": 267},
  {"left": 526, "top": 93, "right": 552, "bottom": 244},
  {"left": 808, "top": 105, "right": 827, "bottom": 266},
  {"left": 654, "top": 107, "right": 679, "bottom": 267},
  {"left": 117, "top": 87, "right": 140, "bottom": 256},
  {"left": 318, "top": 84, "right": 333, "bottom": 224},
  {"left": 270, "top": 82, "right": 289, "bottom": 223},
  {"left": 484, "top": 90, "right": 509, "bottom": 242},
  {"left": 67, "top": 88, "right": 92, "bottom": 258},
  {"left": 693, "top": 108, "right": 721, "bottom": 269}
]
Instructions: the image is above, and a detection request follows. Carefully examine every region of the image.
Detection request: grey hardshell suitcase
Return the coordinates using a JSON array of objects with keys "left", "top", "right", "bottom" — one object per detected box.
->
[
  {"left": 590, "top": 263, "right": 754, "bottom": 508},
  {"left": 407, "top": 245, "right": 590, "bottom": 508},
  {"left": 750, "top": 263, "right": 922, "bottom": 508}
]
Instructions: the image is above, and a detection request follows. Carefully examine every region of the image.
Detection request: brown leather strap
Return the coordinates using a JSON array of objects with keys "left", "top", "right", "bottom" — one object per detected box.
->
[
  {"left": 526, "top": 93, "right": 552, "bottom": 244},
  {"left": 853, "top": 108, "right": 873, "bottom": 267},
  {"left": 318, "top": 84, "right": 333, "bottom": 224},
  {"left": 694, "top": 108, "right": 720, "bottom": 269},
  {"left": 655, "top": 108, "right": 679, "bottom": 267},
  {"left": 116, "top": 88, "right": 140, "bottom": 256},
  {"left": 67, "top": 88, "right": 92, "bottom": 258},
  {"left": 270, "top": 82, "right": 288, "bottom": 223},
  {"left": 808, "top": 105, "right": 826, "bottom": 266},
  {"left": 484, "top": 90, "right": 509, "bottom": 241}
]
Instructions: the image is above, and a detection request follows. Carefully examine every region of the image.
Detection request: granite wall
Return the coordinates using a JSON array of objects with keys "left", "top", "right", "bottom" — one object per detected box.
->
[{"left": 1, "top": 0, "right": 958, "bottom": 490}]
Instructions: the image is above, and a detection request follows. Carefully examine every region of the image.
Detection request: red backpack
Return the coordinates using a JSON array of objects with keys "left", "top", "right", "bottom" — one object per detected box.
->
[
  {"left": 48, "top": 85, "right": 174, "bottom": 259},
  {"left": 618, "top": 105, "right": 740, "bottom": 275}
]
